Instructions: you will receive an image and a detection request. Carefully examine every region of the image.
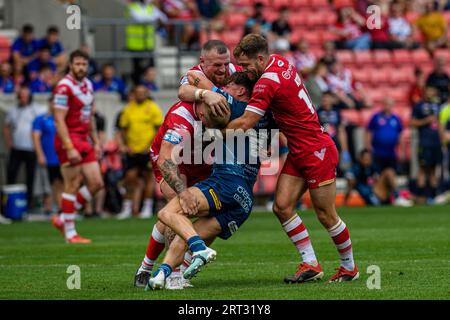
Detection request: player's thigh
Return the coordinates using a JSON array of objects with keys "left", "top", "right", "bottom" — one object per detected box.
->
[
  {"left": 80, "top": 161, "right": 104, "bottom": 190},
  {"left": 193, "top": 217, "right": 221, "bottom": 244},
  {"left": 273, "top": 173, "right": 308, "bottom": 218},
  {"left": 309, "top": 181, "right": 339, "bottom": 227},
  {"left": 187, "top": 186, "right": 211, "bottom": 216},
  {"left": 60, "top": 165, "right": 82, "bottom": 192}
]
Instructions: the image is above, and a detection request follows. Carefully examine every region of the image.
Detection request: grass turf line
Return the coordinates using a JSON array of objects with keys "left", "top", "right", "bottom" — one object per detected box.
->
[{"left": 0, "top": 205, "right": 449, "bottom": 299}]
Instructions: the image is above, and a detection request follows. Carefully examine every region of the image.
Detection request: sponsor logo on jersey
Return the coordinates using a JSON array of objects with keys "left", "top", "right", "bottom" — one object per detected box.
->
[
  {"left": 54, "top": 94, "right": 68, "bottom": 107},
  {"left": 163, "top": 129, "right": 183, "bottom": 145},
  {"left": 228, "top": 221, "right": 238, "bottom": 235},
  {"left": 277, "top": 60, "right": 284, "bottom": 67},
  {"left": 314, "top": 148, "right": 326, "bottom": 161}
]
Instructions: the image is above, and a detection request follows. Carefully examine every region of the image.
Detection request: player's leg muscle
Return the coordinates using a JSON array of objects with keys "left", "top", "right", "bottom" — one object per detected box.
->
[
  {"left": 273, "top": 173, "right": 308, "bottom": 223},
  {"left": 60, "top": 165, "right": 82, "bottom": 194},
  {"left": 81, "top": 161, "right": 104, "bottom": 194},
  {"left": 309, "top": 181, "right": 339, "bottom": 229}
]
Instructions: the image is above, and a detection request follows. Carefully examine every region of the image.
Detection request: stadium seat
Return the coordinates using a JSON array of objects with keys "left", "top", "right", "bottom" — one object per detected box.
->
[
  {"left": 435, "top": 49, "right": 450, "bottom": 61},
  {"left": 226, "top": 13, "right": 249, "bottom": 29},
  {"left": 291, "top": 0, "right": 311, "bottom": 8},
  {"left": 411, "top": 49, "right": 432, "bottom": 65},
  {"left": 263, "top": 8, "right": 279, "bottom": 22},
  {"left": 288, "top": 11, "right": 308, "bottom": 27},
  {"left": 389, "top": 66, "right": 415, "bottom": 84},
  {"left": 309, "top": 0, "right": 329, "bottom": 8},
  {"left": 396, "top": 106, "right": 412, "bottom": 127},
  {"left": 320, "top": 31, "right": 339, "bottom": 42},
  {"left": 389, "top": 87, "right": 409, "bottom": 104},
  {"left": 306, "top": 13, "right": 326, "bottom": 28},
  {"left": 373, "top": 50, "right": 392, "bottom": 66},
  {"left": 405, "top": 11, "right": 419, "bottom": 24},
  {"left": 321, "top": 10, "right": 338, "bottom": 25},
  {"left": 360, "top": 108, "right": 376, "bottom": 127},
  {"left": 354, "top": 51, "right": 373, "bottom": 66},
  {"left": 366, "top": 89, "right": 386, "bottom": 106},
  {"left": 273, "top": 0, "right": 291, "bottom": 10},
  {"left": 336, "top": 50, "right": 354, "bottom": 66},
  {"left": 370, "top": 67, "right": 390, "bottom": 85},
  {"left": 392, "top": 49, "right": 412, "bottom": 66},
  {"left": 333, "top": 0, "right": 354, "bottom": 9},
  {"left": 222, "top": 31, "right": 243, "bottom": 47},
  {"left": 352, "top": 68, "right": 370, "bottom": 83},
  {"left": 236, "top": 0, "right": 254, "bottom": 7}
]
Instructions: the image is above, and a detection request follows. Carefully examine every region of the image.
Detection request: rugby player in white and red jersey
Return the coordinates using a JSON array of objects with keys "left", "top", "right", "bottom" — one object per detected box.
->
[
  {"left": 134, "top": 89, "right": 227, "bottom": 289},
  {"left": 51, "top": 50, "right": 104, "bottom": 244},
  {"left": 222, "top": 34, "right": 359, "bottom": 283},
  {"left": 134, "top": 40, "right": 238, "bottom": 289}
]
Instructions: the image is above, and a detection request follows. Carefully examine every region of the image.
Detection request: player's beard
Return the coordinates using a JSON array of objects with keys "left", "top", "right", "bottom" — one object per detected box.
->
[{"left": 72, "top": 69, "right": 87, "bottom": 81}]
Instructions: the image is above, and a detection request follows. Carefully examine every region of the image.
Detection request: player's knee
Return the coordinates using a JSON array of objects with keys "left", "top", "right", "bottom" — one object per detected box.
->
[
  {"left": 273, "top": 201, "right": 293, "bottom": 221},
  {"left": 315, "top": 207, "right": 337, "bottom": 228},
  {"left": 157, "top": 208, "right": 169, "bottom": 223}
]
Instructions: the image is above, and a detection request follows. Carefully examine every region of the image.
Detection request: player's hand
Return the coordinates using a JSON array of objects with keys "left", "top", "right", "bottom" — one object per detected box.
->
[
  {"left": 67, "top": 148, "right": 82, "bottom": 165},
  {"left": 94, "top": 143, "right": 103, "bottom": 160},
  {"left": 203, "top": 91, "right": 230, "bottom": 117},
  {"left": 179, "top": 190, "right": 198, "bottom": 216},
  {"left": 37, "top": 154, "right": 47, "bottom": 167}
]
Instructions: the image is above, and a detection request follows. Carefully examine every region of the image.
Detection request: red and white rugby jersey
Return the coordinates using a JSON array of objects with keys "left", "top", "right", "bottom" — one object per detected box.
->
[
  {"left": 53, "top": 74, "right": 94, "bottom": 136},
  {"left": 179, "top": 63, "right": 242, "bottom": 86},
  {"left": 245, "top": 54, "right": 334, "bottom": 155}
]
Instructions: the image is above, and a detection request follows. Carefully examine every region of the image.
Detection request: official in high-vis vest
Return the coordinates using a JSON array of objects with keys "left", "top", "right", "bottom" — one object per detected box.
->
[{"left": 125, "top": 0, "right": 167, "bottom": 83}]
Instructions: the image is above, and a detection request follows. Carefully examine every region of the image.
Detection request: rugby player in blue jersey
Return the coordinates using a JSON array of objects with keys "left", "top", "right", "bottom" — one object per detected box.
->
[{"left": 146, "top": 72, "right": 275, "bottom": 290}]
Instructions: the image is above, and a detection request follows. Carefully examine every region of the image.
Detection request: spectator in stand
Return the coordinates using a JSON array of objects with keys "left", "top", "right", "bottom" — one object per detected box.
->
[
  {"left": 367, "top": 0, "right": 403, "bottom": 50},
  {"left": 435, "top": 94, "right": 450, "bottom": 204},
  {"left": 411, "top": 86, "right": 442, "bottom": 204},
  {"left": 125, "top": 0, "right": 168, "bottom": 85},
  {"left": 25, "top": 45, "right": 57, "bottom": 81},
  {"left": 196, "top": 0, "right": 222, "bottom": 19},
  {"left": 289, "top": 39, "right": 317, "bottom": 78},
  {"left": 415, "top": 0, "right": 449, "bottom": 54},
  {"left": 319, "top": 41, "right": 337, "bottom": 70},
  {"left": 270, "top": 6, "right": 291, "bottom": 53},
  {"left": 0, "top": 61, "right": 15, "bottom": 94},
  {"left": 93, "top": 63, "right": 127, "bottom": 100},
  {"left": 30, "top": 65, "right": 56, "bottom": 94},
  {"left": 426, "top": 55, "right": 450, "bottom": 104},
  {"left": 116, "top": 85, "right": 163, "bottom": 219},
  {"left": 331, "top": 6, "right": 371, "bottom": 50},
  {"left": 39, "top": 26, "right": 66, "bottom": 73},
  {"left": 80, "top": 44, "right": 98, "bottom": 79},
  {"left": 3, "top": 86, "right": 45, "bottom": 207},
  {"left": 32, "top": 97, "right": 63, "bottom": 215},
  {"left": 244, "top": 2, "right": 271, "bottom": 36},
  {"left": 141, "top": 66, "right": 159, "bottom": 92},
  {"left": 305, "top": 62, "right": 330, "bottom": 107},
  {"left": 365, "top": 96, "right": 411, "bottom": 206},
  {"left": 326, "top": 60, "right": 370, "bottom": 109},
  {"left": 388, "top": 0, "right": 419, "bottom": 49},
  {"left": 409, "top": 68, "right": 426, "bottom": 106},
  {"left": 345, "top": 149, "right": 409, "bottom": 206},
  {"left": 11, "top": 24, "right": 39, "bottom": 80},
  {"left": 163, "top": 0, "right": 200, "bottom": 50},
  {"left": 317, "top": 91, "right": 352, "bottom": 171}
]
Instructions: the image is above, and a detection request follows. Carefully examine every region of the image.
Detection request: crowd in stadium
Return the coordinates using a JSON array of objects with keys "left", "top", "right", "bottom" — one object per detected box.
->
[{"left": 1, "top": 0, "right": 450, "bottom": 224}]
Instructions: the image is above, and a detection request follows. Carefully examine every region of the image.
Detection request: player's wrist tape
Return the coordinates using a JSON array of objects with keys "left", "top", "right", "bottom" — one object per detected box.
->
[{"left": 195, "top": 89, "right": 205, "bottom": 101}]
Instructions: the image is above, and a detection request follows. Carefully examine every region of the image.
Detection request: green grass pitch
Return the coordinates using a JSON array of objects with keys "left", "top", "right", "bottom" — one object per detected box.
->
[{"left": 0, "top": 205, "right": 449, "bottom": 300}]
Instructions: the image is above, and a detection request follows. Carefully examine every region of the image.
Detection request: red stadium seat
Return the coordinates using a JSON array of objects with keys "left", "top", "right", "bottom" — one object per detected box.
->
[
  {"left": 273, "top": 0, "right": 291, "bottom": 10},
  {"left": 392, "top": 49, "right": 412, "bottom": 66},
  {"left": 306, "top": 13, "right": 326, "bottom": 28},
  {"left": 288, "top": 11, "right": 308, "bottom": 27},
  {"left": 263, "top": 9, "right": 279, "bottom": 22},
  {"left": 396, "top": 106, "right": 412, "bottom": 127},
  {"left": 389, "top": 87, "right": 409, "bottom": 104},
  {"left": 389, "top": 66, "right": 415, "bottom": 84},
  {"left": 333, "top": 0, "right": 354, "bottom": 9},
  {"left": 336, "top": 50, "right": 354, "bottom": 66},
  {"left": 411, "top": 49, "right": 432, "bottom": 65},
  {"left": 360, "top": 108, "right": 376, "bottom": 127},
  {"left": 291, "top": 0, "right": 311, "bottom": 8},
  {"left": 222, "top": 31, "right": 243, "bottom": 47},
  {"left": 354, "top": 51, "right": 373, "bottom": 66},
  {"left": 367, "top": 89, "right": 386, "bottom": 106},
  {"left": 0, "top": 50, "right": 10, "bottom": 62},
  {"left": 236, "top": 0, "right": 254, "bottom": 6},
  {"left": 405, "top": 11, "right": 419, "bottom": 24},
  {"left": 341, "top": 109, "right": 361, "bottom": 126},
  {"left": 373, "top": 50, "right": 392, "bottom": 66},
  {"left": 352, "top": 68, "right": 370, "bottom": 83},
  {"left": 309, "top": 0, "right": 330, "bottom": 8},
  {"left": 320, "top": 31, "right": 339, "bottom": 42},
  {"left": 0, "top": 36, "right": 10, "bottom": 49},
  {"left": 321, "top": 10, "right": 338, "bottom": 25},
  {"left": 289, "top": 30, "right": 304, "bottom": 44},
  {"left": 370, "top": 68, "right": 390, "bottom": 85},
  {"left": 301, "top": 31, "right": 323, "bottom": 46},
  {"left": 435, "top": 49, "right": 450, "bottom": 61},
  {"left": 226, "top": 13, "right": 248, "bottom": 29}
]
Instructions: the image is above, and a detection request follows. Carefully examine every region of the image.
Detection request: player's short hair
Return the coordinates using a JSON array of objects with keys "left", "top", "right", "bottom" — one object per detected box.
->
[
  {"left": 234, "top": 34, "right": 269, "bottom": 59},
  {"left": 202, "top": 40, "right": 228, "bottom": 55},
  {"left": 47, "top": 25, "right": 59, "bottom": 34},
  {"left": 69, "top": 49, "right": 89, "bottom": 63},
  {"left": 22, "top": 24, "right": 34, "bottom": 34},
  {"left": 226, "top": 71, "right": 255, "bottom": 98}
]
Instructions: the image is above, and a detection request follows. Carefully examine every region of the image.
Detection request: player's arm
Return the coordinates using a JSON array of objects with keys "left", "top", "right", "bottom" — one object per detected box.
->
[
  {"left": 31, "top": 127, "right": 46, "bottom": 167},
  {"left": 157, "top": 131, "right": 198, "bottom": 215},
  {"left": 410, "top": 115, "right": 435, "bottom": 128},
  {"left": 54, "top": 106, "right": 81, "bottom": 164},
  {"left": 178, "top": 71, "right": 229, "bottom": 117}
]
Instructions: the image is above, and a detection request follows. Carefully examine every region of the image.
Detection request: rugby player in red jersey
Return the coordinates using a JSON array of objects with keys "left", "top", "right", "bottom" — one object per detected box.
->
[
  {"left": 222, "top": 34, "right": 359, "bottom": 283},
  {"left": 52, "top": 50, "right": 104, "bottom": 244},
  {"left": 134, "top": 40, "right": 239, "bottom": 289}
]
